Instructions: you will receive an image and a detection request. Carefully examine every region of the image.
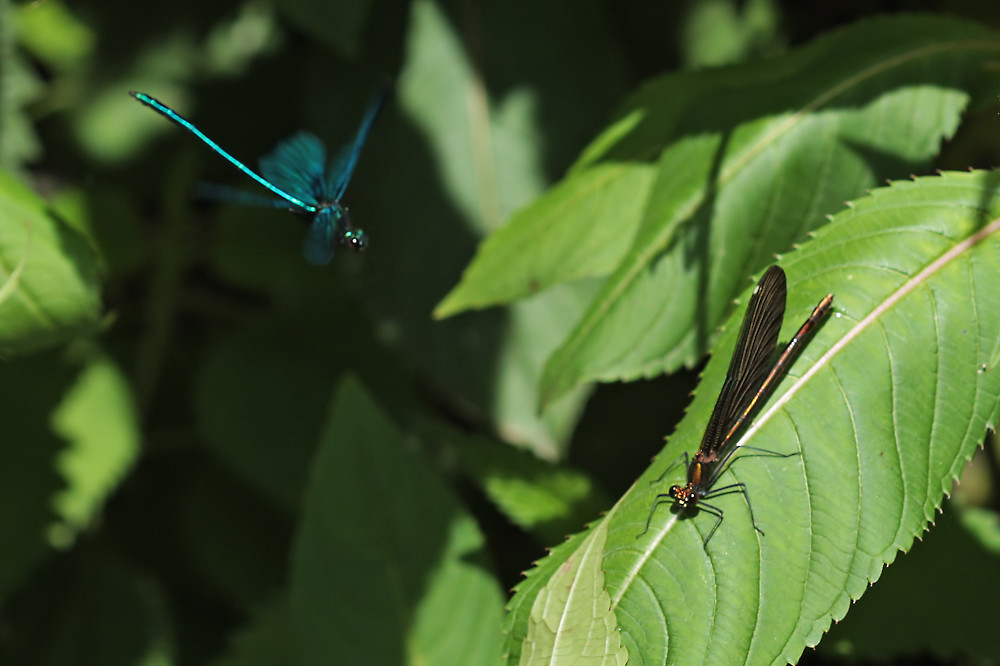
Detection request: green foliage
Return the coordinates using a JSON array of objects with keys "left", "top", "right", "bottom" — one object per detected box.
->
[
  {"left": 438, "top": 14, "right": 1000, "bottom": 408},
  {"left": 505, "top": 170, "right": 1000, "bottom": 664},
  {"left": 3, "top": 1, "right": 1000, "bottom": 665},
  {"left": 0, "top": 172, "right": 101, "bottom": 354},
  {"left": 51, "top": 349, "right": 140, "bottom": 547},
  {"left": 291, "top": 378, "right": 505, "bottom": 665}
]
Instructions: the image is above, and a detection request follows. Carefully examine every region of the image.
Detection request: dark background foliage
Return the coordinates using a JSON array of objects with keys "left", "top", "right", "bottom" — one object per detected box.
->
[{"left": 1, "top": 0, "right": 999, "bottom": 664}]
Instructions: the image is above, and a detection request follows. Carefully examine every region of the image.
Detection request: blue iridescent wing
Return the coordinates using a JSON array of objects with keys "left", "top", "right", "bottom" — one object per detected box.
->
[
  {"left": 195, "top": 182, "right": 297, "bottom": 210},
  {"left": 302, "top": 207, "right": 339, "bottom": 266},
  {"left": 325, "top": 87, "right": 388, "bottom": 201},
  {"left": 259, "top": 132, "right": 327, "bottom": 207}
]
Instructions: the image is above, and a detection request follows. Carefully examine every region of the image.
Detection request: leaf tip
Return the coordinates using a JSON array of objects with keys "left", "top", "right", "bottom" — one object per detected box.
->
[{"left": 432, "top": 290, "right": 463, "bottom": 320}]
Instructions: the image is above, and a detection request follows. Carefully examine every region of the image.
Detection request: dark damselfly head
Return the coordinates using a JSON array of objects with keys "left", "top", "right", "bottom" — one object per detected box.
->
[
  {"left": 343, "top": 227, "right": 367, "bottom": 251},
  {"left": 338, "top": 207, "right": 367, "bottom": 251},
  {"left": 668, "top": 484, "right": 698, "bottom": 509}
]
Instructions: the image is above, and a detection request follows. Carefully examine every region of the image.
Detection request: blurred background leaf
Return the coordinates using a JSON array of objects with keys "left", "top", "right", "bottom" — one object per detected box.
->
[
  {"left": 291, "top": 378, "right": 505, "bottom": 665},
  {"left": 0, "top": 172, "right": 101, "bottom": 354}
]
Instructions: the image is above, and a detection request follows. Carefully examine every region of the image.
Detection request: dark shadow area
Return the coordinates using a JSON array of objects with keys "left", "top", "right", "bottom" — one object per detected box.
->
[{"left": 570, "top": 367, "right": 700, "bottom": 498}]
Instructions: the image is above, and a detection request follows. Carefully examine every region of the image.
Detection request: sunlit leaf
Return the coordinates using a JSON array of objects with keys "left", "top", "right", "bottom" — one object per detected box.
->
[
  {"left": 434, "top": 15, "right": 1000, "bottom": 407},
  {"left": 536, "top": 15, "right": 1000, "bottom": 406},
  {"left": 51, "top": 351, "right": 140, "bottom": 547},
  {"left": 0, "top": 171, "right": 101, "bottom": 355},
  {"left": 16, "top": 0, "right": 95, "bottom": 70},
  {"left": 519, "top": 520, "right": 628, "bottom": 665}
]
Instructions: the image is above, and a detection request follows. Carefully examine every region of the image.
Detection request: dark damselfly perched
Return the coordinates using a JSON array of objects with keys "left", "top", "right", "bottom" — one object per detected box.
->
[{"left": 641, "top": 266, "right": 833, "bottom": 546}]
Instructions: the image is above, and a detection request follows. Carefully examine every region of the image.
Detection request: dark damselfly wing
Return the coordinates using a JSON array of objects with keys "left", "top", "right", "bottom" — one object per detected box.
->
[
  {"left": 641, "top": 265, "right": 833, "bottom": 545},
  {"left": 326, "top": 87, "right": 390, "bottom": 201},
  {"left": 698, "top": 266, "right": 787, "bottom": 469}
]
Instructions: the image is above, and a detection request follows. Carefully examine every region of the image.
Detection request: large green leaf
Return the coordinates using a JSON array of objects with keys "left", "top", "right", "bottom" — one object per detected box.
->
[
  {"left": 0, "top": 170, "right": 101, "bottom": 355},
  {"left": 503, "top": 170, "right": 1000, "bottom": 665},
  {"left": 290, "top": 378, "right": 505, "bottom": 665},
  {"left": 435, "top": 14, "right": 1000, "bottom": 406},
  {"left": 15, "top": 0, "right": 96, "bottom": 71}
]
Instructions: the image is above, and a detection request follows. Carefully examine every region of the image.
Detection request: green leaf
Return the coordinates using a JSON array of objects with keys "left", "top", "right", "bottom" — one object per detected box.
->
[
  {"left": 0, "top": 50, "right": 44, "bottom": 172},
  {"left": 492, "top": 280, "right": 601, "bottom": 460},
  {"left": 290, "top": 377, "right": 505, "bottom": 665},
  {"left": 535, "top": 14, "right": 1000, "bottom": 406},
  {"left": 680, "top": 0, "right": 781, "bottom": 68},
  {"left": 0, "top": 170, "right": 101, "bottom": 355},
  {"left": 51, "top": 350, "right": 140, "bottom": 547},
  {"left": 542, "top": 18, "right": 1000, "bottom": 403},
  {"left": 502, "top": 530, "right": 584, "bottom": 663},
  {"left": 433, "top": 421, "right": 608, "bottom": 543},
  {"left": 520, "top": 519, "right": 628, "bottom": 665},
  {"left": 505, "top": 170, "right": 1000, "bottom": 665},
  {"left": 434, "top": 163, "right": 655, "bottom": 319},
  {"left": 15, "top": 0, "right": 96, "bottom": 71},
  {"left": 436, "top": 14, "right": 1000, "bottom": 405},
  {"left": 397, "top": 0, "right": 626, "bottom": 235}
]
